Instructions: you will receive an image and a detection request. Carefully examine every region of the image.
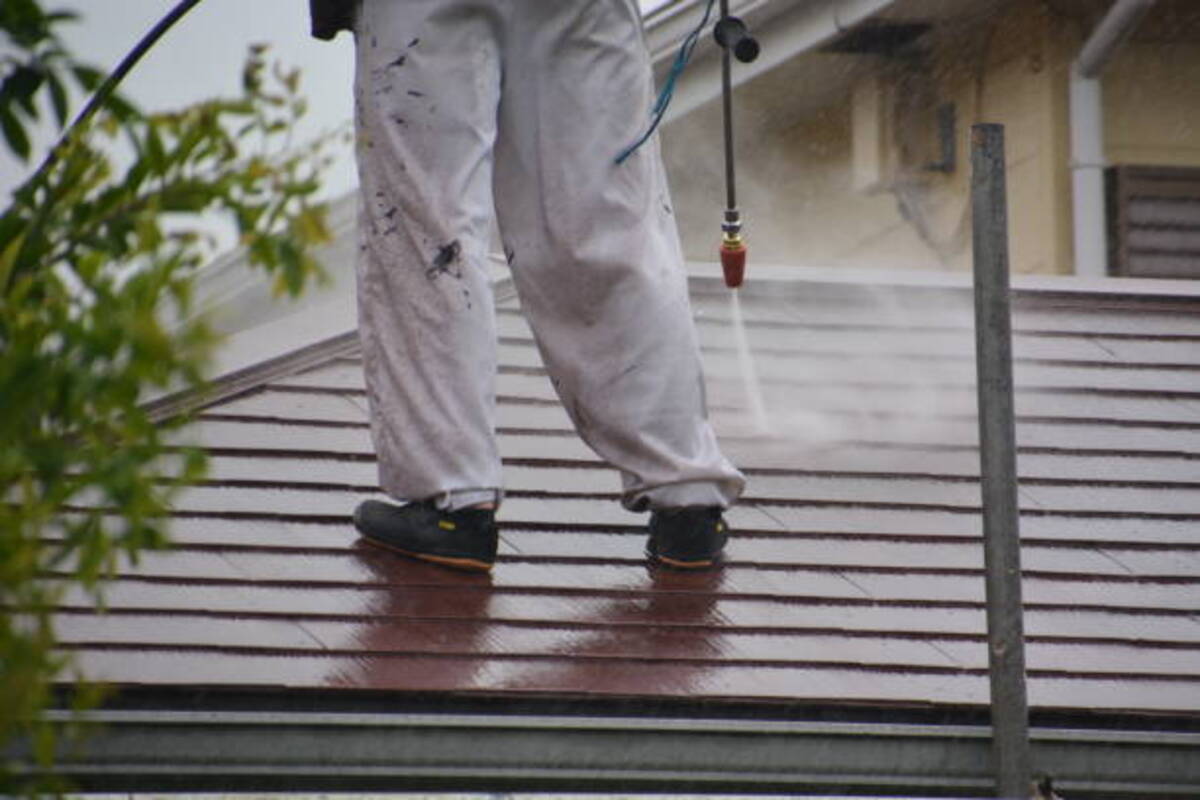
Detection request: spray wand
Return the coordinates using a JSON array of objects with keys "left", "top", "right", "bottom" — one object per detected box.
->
[
  {"left": 614, "top": 1, "right": 758, "bottom": 288},
  {"left": 714, "top": 2, "right": 759, "bottom": 288}
]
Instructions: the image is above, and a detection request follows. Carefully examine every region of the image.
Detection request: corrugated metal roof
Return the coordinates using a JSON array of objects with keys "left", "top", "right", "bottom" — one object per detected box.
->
[{"left": 55, "top": 275, "right": 1200, "bottom": 724}]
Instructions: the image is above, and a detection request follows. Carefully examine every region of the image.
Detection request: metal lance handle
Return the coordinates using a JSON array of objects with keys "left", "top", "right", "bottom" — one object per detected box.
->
[{"left": 714, "top": 3, "right": 757, "bottom": 288}]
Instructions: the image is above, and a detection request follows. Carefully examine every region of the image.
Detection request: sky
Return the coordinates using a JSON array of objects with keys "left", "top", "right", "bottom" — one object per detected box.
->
[
  {"left": 1, "top": 0, "right": 675, "bottom": 202},
  {"left": 2, "top": 1, "right": 356, "bottom": 201}
]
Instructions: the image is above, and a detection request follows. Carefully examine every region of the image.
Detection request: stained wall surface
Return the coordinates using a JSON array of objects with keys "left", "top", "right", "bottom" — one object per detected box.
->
[{"left": 661, "top": 0, "right": 1200, "bottom": 277}]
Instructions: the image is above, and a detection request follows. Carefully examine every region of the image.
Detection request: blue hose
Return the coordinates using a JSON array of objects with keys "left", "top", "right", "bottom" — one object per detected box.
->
[{"left": 615, "top": 0, "right": 718, "bottom": 165}]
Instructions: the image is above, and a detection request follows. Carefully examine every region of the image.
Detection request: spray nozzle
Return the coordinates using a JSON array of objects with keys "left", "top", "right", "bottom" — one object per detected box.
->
[
  {"left": 720, "top": 209, "right": 745, "bottom": 288},
  {"left": 720, "top": 235, "right": 746, "bottom": 289},
  {"left": 720, "top": 209, "right": 746, "bottom": 288}
]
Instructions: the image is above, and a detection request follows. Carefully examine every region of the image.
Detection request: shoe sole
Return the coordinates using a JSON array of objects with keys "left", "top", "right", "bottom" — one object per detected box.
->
[
  {"left": 362, "top": 535, "right": 494, "bottom": 573},
  {"left": 652, "top": 553, "right": 719, "bottom": 570}
]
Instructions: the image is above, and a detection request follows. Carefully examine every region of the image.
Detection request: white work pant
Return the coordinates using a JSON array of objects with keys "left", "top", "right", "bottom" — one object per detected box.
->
[{"left": 354, "top": 0, "right": 745, "bottom": 511}]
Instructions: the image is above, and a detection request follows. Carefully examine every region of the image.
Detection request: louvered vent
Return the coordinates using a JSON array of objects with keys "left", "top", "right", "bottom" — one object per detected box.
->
[{"left": 1107, "top": 165, "right": 1200, "bottom": 279}]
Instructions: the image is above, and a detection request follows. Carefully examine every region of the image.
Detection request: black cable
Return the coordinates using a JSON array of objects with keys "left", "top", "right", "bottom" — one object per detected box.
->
[
  {"left": 15, "top": 0, "right": 206, "bottom": 276},
  {"left": 35, "top": 0, "right": 206, "bottom": 180},
  {"left": 615, "top": 0, "right": 718, "bottom": 164}
]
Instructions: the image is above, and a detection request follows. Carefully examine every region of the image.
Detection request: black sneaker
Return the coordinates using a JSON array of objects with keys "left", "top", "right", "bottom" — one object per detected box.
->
[
  {"left": 646, "top": 506, "right": 729, "bottom": 570},
  {"left": 353, "top": 498, "right": 498, "bottom": 572}
]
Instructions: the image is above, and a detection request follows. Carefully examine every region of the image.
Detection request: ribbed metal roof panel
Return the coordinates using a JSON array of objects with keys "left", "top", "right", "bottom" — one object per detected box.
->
[{"left": 58, "top": 277, "right": 1200, "bottom": 722}]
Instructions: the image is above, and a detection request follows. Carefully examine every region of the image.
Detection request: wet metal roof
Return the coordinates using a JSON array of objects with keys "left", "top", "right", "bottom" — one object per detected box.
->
[{"left": 50, "top": 270, "right": 1200, "bottom": 795}]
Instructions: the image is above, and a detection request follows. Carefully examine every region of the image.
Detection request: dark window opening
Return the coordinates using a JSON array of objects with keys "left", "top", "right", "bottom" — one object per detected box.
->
[{"left": 1107, "top": 165, "right": 1200, "bottom": 279}]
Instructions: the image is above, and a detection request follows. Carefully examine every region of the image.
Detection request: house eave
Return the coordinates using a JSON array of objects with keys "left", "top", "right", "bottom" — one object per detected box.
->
[
  {"left": 22, "top": 704, "right": 1200, "bottom": 796},
  {"left": 649, "top": 0, "right": 901, "bottom": 124},
  {"left": 690, "top": 260, "right": 1200, "bottom": 299}
]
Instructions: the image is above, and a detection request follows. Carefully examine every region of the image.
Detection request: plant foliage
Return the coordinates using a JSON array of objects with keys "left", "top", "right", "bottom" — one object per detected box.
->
[{"left": 1, "top": 0, "right": 334, "bottom": 789}]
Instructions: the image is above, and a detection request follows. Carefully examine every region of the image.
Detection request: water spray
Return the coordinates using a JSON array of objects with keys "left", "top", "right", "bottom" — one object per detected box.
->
[{"left": 714, "top": 3, "right": 758, "bottom": 289}]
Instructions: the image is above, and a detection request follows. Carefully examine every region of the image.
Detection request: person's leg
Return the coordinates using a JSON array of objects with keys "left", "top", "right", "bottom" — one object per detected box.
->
[
  {"left": 491, "top": 1, "right": 745, "bottom": 519},
  {"left": 353, "top": 0, "right": 504, "bottom": 512}
]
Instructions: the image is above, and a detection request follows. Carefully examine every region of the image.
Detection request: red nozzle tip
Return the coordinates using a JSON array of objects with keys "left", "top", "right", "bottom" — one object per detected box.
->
[{"left": 720, "top": 240, "right": 746, "bottom": 288}]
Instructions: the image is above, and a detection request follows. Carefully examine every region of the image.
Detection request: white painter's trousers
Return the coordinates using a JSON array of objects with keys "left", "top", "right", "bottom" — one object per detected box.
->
[{"left": 354, "top": 0, "right": 745, "bottom": 511}]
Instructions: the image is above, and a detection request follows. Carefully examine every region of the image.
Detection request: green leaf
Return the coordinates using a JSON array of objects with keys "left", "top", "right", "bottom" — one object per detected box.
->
[
  {"left": 2, "top": 65, "right": 45, "bottom": 118},
  {"left": 0, "top": 229, "right": 26, "bottom": 291},
  {"left": 294, "top": 205, "right": 330, "bottom": 246},
  {"left": 71, "top": 65, "right": 104, "bottom": 92},
  {"left": 105, "top": 92, "right": 139, "bottom": 123},
  {"left": 0, "top": 105, "right": 31, "bottom": 160},
  {"left": 144, "top": 124, "right": 166, "bottom": 172},
  {"left": 44, "top": 11, "right": 80, "bottom": 25},
  {"left": 159, "top": 183, "right": 213, "bottom": 213},
  {"left": 46, "top": 71, "right": 69, "bottom": 129}
]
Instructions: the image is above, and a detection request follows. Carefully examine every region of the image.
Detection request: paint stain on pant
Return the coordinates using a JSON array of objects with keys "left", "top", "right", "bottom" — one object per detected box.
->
[{"left": 426, "top": 239, "right": 462, "bottom": 280}]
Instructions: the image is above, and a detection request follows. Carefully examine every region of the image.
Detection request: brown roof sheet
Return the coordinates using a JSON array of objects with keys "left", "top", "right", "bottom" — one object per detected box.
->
[{"left": 57, "top": 277, "right": 1200, "bottom": 721}]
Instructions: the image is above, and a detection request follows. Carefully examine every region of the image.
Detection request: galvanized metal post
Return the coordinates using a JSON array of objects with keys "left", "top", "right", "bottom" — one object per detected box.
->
[{"left": 970, "top": 123, "right": 1032, "bottom": 798}]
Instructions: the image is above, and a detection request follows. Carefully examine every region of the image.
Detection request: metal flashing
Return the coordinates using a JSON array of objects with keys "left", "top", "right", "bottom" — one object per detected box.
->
[{"left": 23, "top": 708, "right": 1200, "bottom": 795}]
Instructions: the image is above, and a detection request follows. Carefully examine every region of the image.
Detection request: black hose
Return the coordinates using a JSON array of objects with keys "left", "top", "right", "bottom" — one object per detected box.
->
[
  {"left": 36, "top": 0, "right": 205, "bottom": 179},
  {"left": 15, "top": 0, "right": 206, "bottom": 275}
]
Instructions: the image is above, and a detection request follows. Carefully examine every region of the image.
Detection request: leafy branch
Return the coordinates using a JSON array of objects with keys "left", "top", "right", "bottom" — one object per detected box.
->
[{"left": 1, "top": 1, "right": 337, "bottom": 791}]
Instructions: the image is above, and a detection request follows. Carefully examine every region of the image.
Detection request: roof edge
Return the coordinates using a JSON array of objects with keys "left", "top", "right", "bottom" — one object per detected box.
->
[
  {"left": 143, "top": 270, "right": 518, "bottom": 422},
  {"left": 26, "top": 705, "right": 1200, "bottom": 796},
  {"left": 654, "top": 0, "right": 900, "bottom": 122},
  {"left": 687, "top": 260, "right": 1200, "bottom": 300},
  {"left": 142, "top": 327, "right": 360, "bottom": 423}
]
